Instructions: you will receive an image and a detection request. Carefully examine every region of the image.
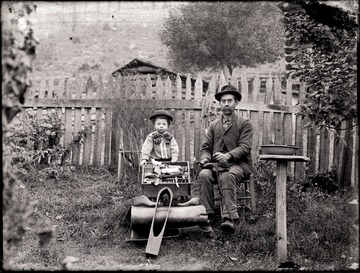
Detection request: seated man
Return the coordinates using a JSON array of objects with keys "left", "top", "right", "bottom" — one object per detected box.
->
[{"left": 198, "top": 85, "right": 255, "bottom": 234}]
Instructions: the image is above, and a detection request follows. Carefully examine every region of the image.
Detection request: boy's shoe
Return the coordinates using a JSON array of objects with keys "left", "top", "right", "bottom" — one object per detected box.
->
[{"left": 220, "top": 218, "right": 236, "bottom": 233}]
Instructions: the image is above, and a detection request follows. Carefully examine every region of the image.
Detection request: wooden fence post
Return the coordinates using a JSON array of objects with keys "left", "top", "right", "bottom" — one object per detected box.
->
[
  {"left": 93, "top": 74, "right": 103, "bottom": 165},
  {"left": 194, "top": 74, "right": 203, "bottom": 161},
  {"left": 72, "top": 76, "right": 82, "bottom": 165}
]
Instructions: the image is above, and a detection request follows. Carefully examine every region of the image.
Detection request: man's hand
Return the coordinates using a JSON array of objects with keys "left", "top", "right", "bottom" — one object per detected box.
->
[
  {"left": 199, "top": 158, "right": 210, "bottom": 165},
  {"left": 213, "top": 152, "right": 231, "bottom": 163}
]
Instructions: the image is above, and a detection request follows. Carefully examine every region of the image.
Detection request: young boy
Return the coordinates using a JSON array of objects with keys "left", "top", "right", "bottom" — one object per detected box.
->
[{"left": 140, "top": 110, "right": 179, "bottom": 166}]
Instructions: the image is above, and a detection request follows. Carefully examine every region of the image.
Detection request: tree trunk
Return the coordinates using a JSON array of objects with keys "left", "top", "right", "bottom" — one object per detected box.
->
[{"left": 222, "top": 65, "right": 231, "bottom": 82}]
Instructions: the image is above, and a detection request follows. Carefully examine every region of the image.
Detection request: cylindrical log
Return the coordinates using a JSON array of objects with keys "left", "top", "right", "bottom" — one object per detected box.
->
[{"left": 131, "top": 205, "right": 208, "bottom": 230}]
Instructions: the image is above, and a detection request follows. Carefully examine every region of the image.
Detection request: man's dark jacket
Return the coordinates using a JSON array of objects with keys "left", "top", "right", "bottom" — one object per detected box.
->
[{"left": 200, "top": 113, "right": 255, "bottom": 176}]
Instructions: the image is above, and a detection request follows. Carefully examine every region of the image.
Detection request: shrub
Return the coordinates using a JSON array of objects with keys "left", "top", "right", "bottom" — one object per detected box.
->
[
  {"left": 2, "top": 109, "right": 87, "bottom": 180},
  {"left": 304, "top": 168, "right": 339, "bottom": 194}
]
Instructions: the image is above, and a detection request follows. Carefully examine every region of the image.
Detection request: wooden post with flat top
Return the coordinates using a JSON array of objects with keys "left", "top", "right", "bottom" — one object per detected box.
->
[
  {"left": 276, "top": 160, "right": 288, "bottom": 263},
  {"left": 259, "top": 155, "right": 310, "bottom": 265}
]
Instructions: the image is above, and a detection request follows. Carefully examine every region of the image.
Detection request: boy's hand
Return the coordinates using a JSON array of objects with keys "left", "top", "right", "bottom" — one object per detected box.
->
[{"left": 140, "top": 160, "right": 147, "bottom": 166}]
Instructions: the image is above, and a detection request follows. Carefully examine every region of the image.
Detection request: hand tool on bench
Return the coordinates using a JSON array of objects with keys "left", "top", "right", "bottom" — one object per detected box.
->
[{"left": 145, "top": 187, "right": 173, "bottom": 257}]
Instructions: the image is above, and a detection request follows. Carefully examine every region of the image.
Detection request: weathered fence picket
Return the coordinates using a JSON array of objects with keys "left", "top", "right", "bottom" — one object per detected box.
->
[
  {"left": 72, "top": 77, "right": 82, "bottom": 165},
  {"left": 82, "top": 78, "right": 91, "bottom": 165},
  {"left": 20, "top": 72, "right": 357, "bottom": 188}
]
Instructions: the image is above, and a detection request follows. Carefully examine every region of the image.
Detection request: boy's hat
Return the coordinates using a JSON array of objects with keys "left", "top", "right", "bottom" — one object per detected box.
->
[
  {"left": 150, "top": 110, "right": 173, "bottom": 122},
  {"left": 215, "top": 84, "right": 242, "bottom": 101}
]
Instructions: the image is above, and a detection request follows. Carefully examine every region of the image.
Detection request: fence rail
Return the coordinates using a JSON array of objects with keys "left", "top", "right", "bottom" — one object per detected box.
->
[{"left": 20, "top": 72, "right": 358, "bottom": 188}]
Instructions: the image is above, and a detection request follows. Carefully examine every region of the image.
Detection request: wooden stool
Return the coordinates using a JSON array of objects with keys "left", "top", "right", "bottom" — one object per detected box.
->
[{"left": 237, "top": 173, "right": 256, "bottom": 213}]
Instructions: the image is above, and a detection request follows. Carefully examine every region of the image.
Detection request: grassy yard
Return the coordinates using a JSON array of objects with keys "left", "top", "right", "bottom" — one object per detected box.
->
[{"left": 4, "top": 164, "right": 359, "bottom": 271}]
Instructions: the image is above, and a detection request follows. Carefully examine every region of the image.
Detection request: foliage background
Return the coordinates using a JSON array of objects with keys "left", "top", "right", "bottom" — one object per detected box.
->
[
  {"left": 160, "top": 2, "right": 284, "bottom": 77},
  {"left": 285, "top": 1, "right": 358, "bottom": 128}
]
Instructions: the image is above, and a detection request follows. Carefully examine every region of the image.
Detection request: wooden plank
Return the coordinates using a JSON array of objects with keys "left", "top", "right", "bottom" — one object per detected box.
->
[
  {"left": 38, "top": 78, "right": 47, "bottom": 99},
  {"left": 23, "top": 98, "right": 300, "bottom": 113},
  {"left": 113, "top": 74, "right": 122, "bottom": 99},
  {"left": 145, "top": 74, "right": 153, "bottom": 99},
  {"left": 298, "top": 82, "right": 306, "bottom": 104},
  {"left": 103, "top": 108, "right": 112, "bottom": 166},
  {"left": 124, "top": 76, "right": 132, "bottom": 98},
  {"left": 93, "top": 74, "right": 103, "bottom": 165},
  {"left": 283, "top": 113, "right": 293, "bottom": 145},
  {"left": 230, "top": 75, "right": 238, "bottom": 91},
  {"left": 134, "top": 74, "right": 141, "bottom": 99},
  {"left": 63, "top": 76, "right": 73, "bottom": 162},
  {"left": 354, "top": 125, "right": 359, "bottom": 189},
  {"left": 117, "top": 128, "right": 124, "bottom": 183},
  {"left": 155, "top": 76, "right": 163, "bottom": 99},
  {"left": 72, "top": 77, "right": 82, "bottom": 165},
  {"left": 37, "top": 79, "right": 47, "bottom": 120},
  {"left": 164, "top": 75, "right": 172, "bottom": 99},
  {"left": 339, "top": 120, "right": 354, "bottom": 187},
  {"left": 25, "top": 74, "right": 35, "bottom": 101},
  {"left": 318, "top": 126, "right": 330, "bottom": 172},
  {"left": 64, "top": 108, "right": 73, "bottom": 162},
  {"left": 250, "top": 111, "right": 259, "bottom": 161},
  {"left": 274, "top": 75, "right": 282, "bottom": 105},
  {"left": 257, "top": 110, "right": 264, "bottom": 148},
  {"left": 175, "top": 74, "right": 183, "bottom": 160},
  {"left": 328, "top": 129, "right": 335, "bottom": 169},
  {"left": 262, "top": 111, "right": 273, "bottom": 145},
  {"left": 58, "top": 77, "right": 67, "bottom": 147},
  {"left": 332, "top": 124, "right": 342, "bottom": 171},
  {"left": 23, "top": 98, "right": 204, "bottom": 109},
  {"left": 286, "top": 77, "right": 293, "bottom": 106},
  {"left": 103, "top": 75, "right": 113, "bottom": 166},
  {"left": 184, "top": 75, "right": 191, "bottom": 161},
  {"left": 186, "top": 74, "right": 192, "bottom": 99},
  {"left": 82, "top": 77, "right": 93, "bottom": 165},
  {"left": 294, "top": 113, "right": 305, "bottom": 181},
  {"left": 315, "top": 127, "right": 320, "bottom": 172},
  {"left": 306, "top": 126, "right": 317, "bottom": 173},
  {"left": 219, "top": 71, "right": 227, "bottom": 91},
  {"left": 283, "top": 112, "right": 293, "bottom": 174},
  {"left": 57, "top": 77, "right": 65, "bottom": 99},
  {"left": 252, "top": 73, "right": 260, "bottom": 103},
  {"left": 335, "top": 122, "right": 346, "bottom": 185},
  {"left": 259, "top": 155, "right": 310, "bottom": 162},
  {"left": 208, "top": 75, "right": 217, "bottom": 97},
  {"left": 274, "top": 112, "right": 283, "bottom": 145},
  {"left": 265, "top": 74, "right": 273, "bottom": 104},
  {"left": 48, "top": 77, "right": 54, "bottom": 99},
  {"left": 241, "top": 72, "right": 248, "bottom": 103},
  {"left": 275, "top": 160, "right": 288, "bottom": 264},
  {"left": 194, "top": 75, "right": 202, "bottom": 161}
]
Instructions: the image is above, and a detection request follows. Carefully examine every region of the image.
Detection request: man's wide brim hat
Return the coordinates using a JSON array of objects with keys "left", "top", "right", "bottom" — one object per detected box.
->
[
  {"left": 150, "top": 110, "right": 173, "bottom": 122},
  {"left": 215, "top": 84, "right": 242, "bottom": 101}
]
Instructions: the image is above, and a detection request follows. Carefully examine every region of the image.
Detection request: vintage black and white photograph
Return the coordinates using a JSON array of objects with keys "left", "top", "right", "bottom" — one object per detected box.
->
[{"left": 2, "top": 1, "right": 358, "bottom": 271}]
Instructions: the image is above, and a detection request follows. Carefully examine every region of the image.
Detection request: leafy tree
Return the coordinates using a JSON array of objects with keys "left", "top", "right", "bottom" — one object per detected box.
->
[
  {"left": 160, "top": 1, "right": 284, "bottom": 77},
  {"left": 2, "top": 1, "right": 38, "bottom": 268},
  {"left": 280, "top": 1, "right": 357, "bottom": 128},
  {"left": 278, "top": 1, "right": 358, "bottom": 188},
  {"left": 2, "top": 1, "right": 38, "bottom": 130}
]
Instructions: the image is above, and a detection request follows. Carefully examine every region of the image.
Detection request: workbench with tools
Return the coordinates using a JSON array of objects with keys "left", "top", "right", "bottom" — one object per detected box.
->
[{"left": 141, "top": 160, "right": 191, "bottom": 198}]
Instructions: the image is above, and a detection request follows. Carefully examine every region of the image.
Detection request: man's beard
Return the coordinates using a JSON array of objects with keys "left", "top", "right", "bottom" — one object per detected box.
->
[{"left": 222, "top": 108, "right": 234, "bottom": 115}]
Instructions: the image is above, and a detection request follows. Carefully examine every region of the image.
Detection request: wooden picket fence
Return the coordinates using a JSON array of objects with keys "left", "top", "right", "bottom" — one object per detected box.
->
[{"left": 21, "top": 72, "right": 358, "bottom": 187}]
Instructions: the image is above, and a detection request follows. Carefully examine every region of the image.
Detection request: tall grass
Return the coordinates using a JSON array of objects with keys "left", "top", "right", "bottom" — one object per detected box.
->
[{"left": 5, "top": 162, "right": 358, "bottom": 271}]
